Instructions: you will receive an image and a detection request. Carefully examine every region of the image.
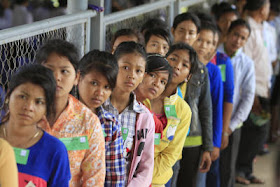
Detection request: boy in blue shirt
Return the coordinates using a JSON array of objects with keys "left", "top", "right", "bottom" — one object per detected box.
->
[{"left": 193, "top": 21, "right": 224, "bottom": 187}]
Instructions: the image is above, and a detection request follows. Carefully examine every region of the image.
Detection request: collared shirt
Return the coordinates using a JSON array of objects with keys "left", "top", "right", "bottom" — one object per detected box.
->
[
  {"left": 218, "top": 45, "right": 256, "bottom": 132},
  {"left": 39, "top": 95, "right": 105, "bottom": 187},
  {"left": 263, "top": 21, "right": 278, "bottom": 63},
  {"left": 103, "top": 93, "right": 145, "bottom": 183},
  {"left": 97, "top": 106, "right": 125, "bottom": 187},
  {"left": 243, "top": 16, "right": 272, "bottom": 98}
]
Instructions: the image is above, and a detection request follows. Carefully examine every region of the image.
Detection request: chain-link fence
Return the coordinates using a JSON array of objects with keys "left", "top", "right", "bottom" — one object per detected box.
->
[
  {"left": 0, "top": 10, "right": 96, "bottom": 112},
  {"left": 105, "top": 7, "right": 169, "bottom": 51}
]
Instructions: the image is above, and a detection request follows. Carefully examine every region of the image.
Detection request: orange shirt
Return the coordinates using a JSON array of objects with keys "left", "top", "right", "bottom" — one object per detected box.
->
[{"left": 39, "top": 95, "right": 105, "bottom": 187}]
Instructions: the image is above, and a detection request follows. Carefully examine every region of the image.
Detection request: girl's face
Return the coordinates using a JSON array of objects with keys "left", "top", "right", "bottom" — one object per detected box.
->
[
  {"left": 167, "top": 49, "right": 191, "bottom": 84},
  {"left": 192, "top": 29, "right": 214, "bottom": 62},
  {"left": 136, "top": 70, "right": 169, "bottom": 100},
  {"left": 42, "top": 53, "right": 78, "bottom": 99},
  {"left": 8, "top": 82, "right": 46, "bottom": 126},
  {"left": 78, "top": 70, "right": 112, "bottom": 110},
  {"left": 172, "top": 20, "right": 198, "bottom": 46},
  {"left": 225, "top": 25, "right": 250, "bottom": 56},
  {"left": 116, "top": 53, "right": 146, "bottom": 94}
]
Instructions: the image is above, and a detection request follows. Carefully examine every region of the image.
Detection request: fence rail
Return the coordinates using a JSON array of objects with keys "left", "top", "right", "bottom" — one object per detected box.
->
[
  {"left": 104, "top": 0, "right": 176, "bottom": 25},
  {"left": 0, "top": 10, "right": 96, "bottom": 51}
]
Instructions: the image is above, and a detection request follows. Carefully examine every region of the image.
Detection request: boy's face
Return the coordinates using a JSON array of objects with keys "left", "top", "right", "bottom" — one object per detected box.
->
[
  {"left": 146, "top": 35, "right": 169, "bottom": 56},
  {"left": 217, "top": 12, "right": 238, "bottom": 34},
  {"left": 192, "top": 29, "right": 214, "bottom": 63},
  {"left": 78, "top": 70, "right": 112, "bottom": 110},
  {"left": 42, "top": 52, "right": 78, "bottom": 99},
  {"left": 116, "top": 53, "right": 146, "bottom": 94},
  {"left": 167, "top": 49, "right": 191, "bottom": 84},
  {"left": 172, "top": 20, "right": 198, "bottom": 46},
  {"left": 112, "top": 35, "right": 138, "bottom": 53},
  {"left": 225, "top": 25, "right": 250, "bottom": 56}
]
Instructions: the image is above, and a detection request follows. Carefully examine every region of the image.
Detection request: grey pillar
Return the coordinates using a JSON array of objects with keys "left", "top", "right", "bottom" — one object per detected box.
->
[
  {"left": 88, "top": 0, "right": 105, "bottom": 50},
  {"left": 67, "top": 0, "right": 88, "bottom": 57}
]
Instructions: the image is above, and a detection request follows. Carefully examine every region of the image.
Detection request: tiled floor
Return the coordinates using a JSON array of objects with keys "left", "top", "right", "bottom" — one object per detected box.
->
[{"left": 235, "top": 142, "right": 279, "bottom": 187}]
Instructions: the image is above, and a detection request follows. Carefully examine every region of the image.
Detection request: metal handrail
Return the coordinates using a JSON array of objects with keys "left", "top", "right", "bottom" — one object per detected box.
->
[
  {"left": 0, "top": 10, "right": 96, "bottom": 44},
  {"left": 104, "top": 0, "right": 176, "bottom": 26},
  {"left": 179, "top": 0, "right": 205, "bottom": 7}
]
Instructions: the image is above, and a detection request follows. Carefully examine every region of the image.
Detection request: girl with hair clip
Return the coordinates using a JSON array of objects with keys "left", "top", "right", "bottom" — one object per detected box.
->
[
  {"left": 0, "top": 64, "right": 71, "bottom": 187},
  {"left": 36, "top": 39, "right": 105, "bottom": 187},
  {"left": 77, "top": 50, "right": 125, "bottom": 186},
  {"left": 143, "top": 43, "right": 196, "bottom": 187}
]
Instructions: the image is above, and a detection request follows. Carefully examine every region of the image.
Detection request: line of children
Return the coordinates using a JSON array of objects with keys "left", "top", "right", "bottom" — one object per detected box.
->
[
  {"left": 172, "top": 13, "right": 213, "bottom": 187},
  {"left": 77, "top": 50, "right": 125, "bottom": 186},
  {"left": 2, "top": 3, "right": 278, "bottom": 186},
  {"left": 144, "top": 43, "right": 194, "bottom": 187},
  {"left": 36, "top": 39, "right": 106, "bottom": 187},
  {"left": 103, "top": 41, "right": 155, "bottom": 186},
  {"left": 218, "top": 19, "right": 256, "bottom": 187},
  {"left": 192, "top": 21, "right": 224, "bottom": 187}
]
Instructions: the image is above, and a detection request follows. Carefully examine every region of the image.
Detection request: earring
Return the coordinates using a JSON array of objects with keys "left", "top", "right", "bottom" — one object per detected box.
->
[{"left": 4, "top": 98, "right": 9, "bottom": 105}]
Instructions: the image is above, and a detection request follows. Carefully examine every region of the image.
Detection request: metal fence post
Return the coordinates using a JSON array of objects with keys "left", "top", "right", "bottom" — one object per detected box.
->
[
  {"left": 67, "top": 0, "right": 88, "bottom": 57},
  {"left": 174, "top": 0, "right": 181, "bottom": 16},
  {"left": 89, "top": 0, "right": 105, "bottom": 50}
]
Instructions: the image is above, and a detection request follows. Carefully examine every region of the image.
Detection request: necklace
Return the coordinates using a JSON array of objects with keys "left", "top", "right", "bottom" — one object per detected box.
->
[{"left": 3, "top": 125, "right": 40, "bottom": 148}]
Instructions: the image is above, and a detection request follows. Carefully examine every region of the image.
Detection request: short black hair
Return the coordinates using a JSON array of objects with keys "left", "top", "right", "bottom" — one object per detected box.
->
[
  {"left": 200, "top": 21, "right": 218, "bottom": 36},
  {"left": 35, "top": 39, "right": 79, "bottom": 72},
  {"left": 214, "top": 2, "right": 239, "bottom": 21},
  {"left": 5, "top": 64, "right": 56, "bottom": 119},
  {"left": 114, "top": 41, "right": 147, "bottom": 64},
  {"left": 144, "top": 28, "right": 172, "bottom": 47},
  {"left": 196, "top": 12, "right": 216, "bottom": 25},
  {"left": 112, "top": 28, "right": 139, "bottom": 46},
  {"left": 146, "top": 54, "right": 173, "bottom": 85},
  {"left": 79, "top": 50, "right": 118, "bottom": 90},
  {"left": 172, "top": 12, "right": 201, "bottom": 33},
  {"left": 141, "top": 18, "right": 169, "bottom": 33},
  {"left": 244, "top": 0, "right": 269, "bottom": 11},
  {"left": 228, "top": 19, "right": 251, "bottom": 36},
  {"left": 166, "top": 43, "right": 199, "bottom": 74}
]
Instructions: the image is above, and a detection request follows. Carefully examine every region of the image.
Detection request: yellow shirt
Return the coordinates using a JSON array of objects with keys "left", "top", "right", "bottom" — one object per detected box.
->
[
  {"left": 144, "top": 93, "right": 192, "bottom": 185},
  {"left": 0, "top": 138, "right": 18, "bottom": 187}
]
